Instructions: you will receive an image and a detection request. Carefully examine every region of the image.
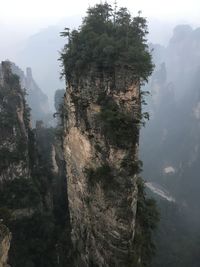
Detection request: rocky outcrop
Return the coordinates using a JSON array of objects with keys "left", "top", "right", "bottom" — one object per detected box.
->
[
  {"left": 0, "top": 61, "right": 32, "bottom": 265},
  {"left": 0, "top": 224, "right": 11, "bottom": 267},
  {"left": 0, "top": 61, "right": 30, "bottom": 181},
  {"left": 63, "top": 70, "right": 141, "bottom": 266},
  {"left": 0, "top": 61, "right": 70, "bottom": 266},
  {"left": 10, "top": 62, "right": 50, "bottom": 125}
]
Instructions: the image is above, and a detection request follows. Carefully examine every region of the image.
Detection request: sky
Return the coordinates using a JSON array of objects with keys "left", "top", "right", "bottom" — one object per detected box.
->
[
  {"left": 1, "top": 0, "right": 200, "bottom": 107},
  {"left": 1, "top": 0, "right": 200, "bottom": 27},
  {"left": 0, "top": 0, "right": 198, "bottom": 48},
  {"left": 0, "top": 0, "right": 199, "bottom": 19},
  {"left": 0, "top": 0, "right": 199, "bottom": 47}
]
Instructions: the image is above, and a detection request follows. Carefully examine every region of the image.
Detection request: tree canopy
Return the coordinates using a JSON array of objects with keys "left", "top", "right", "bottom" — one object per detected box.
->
[{"left": 61, "top": 3, "right": 154, "bottom": 86}]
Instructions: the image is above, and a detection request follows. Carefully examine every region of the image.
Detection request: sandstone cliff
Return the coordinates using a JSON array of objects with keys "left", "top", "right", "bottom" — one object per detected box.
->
[
  {"left": 0, "top": 61, "right": 31, "bottom": 181},
  {"left": 0, "top": 61, "right": 70, "bottom": 266},
  {"left": 60, "top": 3, "right": 158, "bottom": 266},
  {"left": 0, "top": 224, "right": 11, "bottom": 267},
  {"left": 63, "top": 70, "right": 141, "bottom": 266}
]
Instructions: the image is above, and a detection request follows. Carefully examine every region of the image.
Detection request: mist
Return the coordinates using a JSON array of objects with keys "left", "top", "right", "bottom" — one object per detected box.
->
[
  {"left": 140, "top": 23, "right": 200, "bottom": 266},
  {"left": 1, "top": 0, "right": 200, "bottom": 109},
  {"left": 1, "top": 1, "right": 200, "bottom": 266}
]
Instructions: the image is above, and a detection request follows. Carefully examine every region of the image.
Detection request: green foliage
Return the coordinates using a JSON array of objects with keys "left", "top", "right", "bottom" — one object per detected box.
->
[
  {"left": 0, "top": 62, "right": 30, "bottom": 130},
  {"left": 35, "top": 127, "right": 55, "bottom": 168},
  {"left": 61, "top": 3, "right": 153, "bottom": 86},
  {"left": 0, "top": 62, "right": 31, "bottom": 171},
  {"left": 54, "top": 89, "right": 65, "bottom": 112},
  {"left": 0, "top": 136, "right": 28, "bottom": 170},
  {"left": 0, "top": 62, "right": 71, "bottom": 266},
  {"left": 30, "top": 127, "right": 56, "bottom": 201},
  {"left": 9, "top": 213, "right": 57, "bottom": 267},
  {"left": 121, "top": 158, "right": 143, "bottom": 175},
  {"left": 0, "top": 178, "right": 40, "bottom": 210},
  {"left": 132, "top": 178, "right": 160, "bottom": 266},
  {"left": 0, "top": 124, "right": 71, "bottom": 266},
  {"left": 8, "top": 211, "right": 72, "bottom": 267},
  {"left": 85, "top": 164, "right": 113, "bottom": 188},
  {"left": 0, "top": 207, "right": 12, "bottom": 225},
  {"left": 97, "top": 97, "right": 138, "bottom": 148},
  {"left": 54, "top": 89, "right": 66, "bottom": 139},
  {"left": 0, "top": 148, "right": 20, "bottom": 170}
]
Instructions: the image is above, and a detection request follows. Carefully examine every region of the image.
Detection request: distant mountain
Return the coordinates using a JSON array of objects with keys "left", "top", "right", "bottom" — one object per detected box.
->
[
  {"left": 142, "top": 25, "right": 200, "bottom": 211},
  {"left": 15, "top": 26, "right": 65, "bottom": 109},
  {"left": 141, "top": 25, "right": 200, "bottom": 266},
  {"left": 0, "top": 15, "right": 83, "bottom": 110},
  {"left": 10, "top": 62, "right": 53, "bottom": 125}
]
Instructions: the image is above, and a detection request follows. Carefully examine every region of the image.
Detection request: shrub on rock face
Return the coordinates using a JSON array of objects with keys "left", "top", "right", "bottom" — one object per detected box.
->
[
  {"left": 85, "top": 164, "right": 112, "bottom": 187},
  {"left": 97, "top": 98, "right": 138, "bottom": 148}
]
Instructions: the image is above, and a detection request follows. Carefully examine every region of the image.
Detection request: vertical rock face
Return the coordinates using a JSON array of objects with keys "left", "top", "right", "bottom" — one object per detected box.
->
[
  {"left": 0, "top": 61, "right": 31, "bottom": 265},
  {"left": 10, "top": 62, "right": 50, "bottom": 125},
  {"left": 63, "top": 71, "right": 141, "bottom": 266},
  {"left": 0, "top": 224, "right": 11, "bottom": 267},
  {"left": 0, "top": 61, "right": 30, "bottom": 181},
  {"left": 0, "top": 61, "right": 71, "bottom": 266}
]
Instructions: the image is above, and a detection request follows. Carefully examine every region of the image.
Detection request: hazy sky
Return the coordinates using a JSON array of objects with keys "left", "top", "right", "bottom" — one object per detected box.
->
[
  {"left": 0, "top": 0, "right": 200, "bottom": 107},
  {"left": 0, "top": 0, "right": 199, "bottom": 68},
  {"left": 0, "top": 0, "right": 199, "bottom": 46},
  {"left": 1, "top": 0, "right": 200, "bottom": 25},
  {"left": 0, "top": 0, "right": 199, "bottom": 49}
]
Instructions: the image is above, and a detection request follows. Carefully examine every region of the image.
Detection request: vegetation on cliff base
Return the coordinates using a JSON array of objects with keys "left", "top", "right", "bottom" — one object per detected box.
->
[
  {"left": 132, "top": 178, "right": 160, "bottom": 267},
  {"left": 61, "top": 3, "right": 154, "bottom": 86},
  {"left": 0, "top": 63, "right": 71, "bottom": 267}
]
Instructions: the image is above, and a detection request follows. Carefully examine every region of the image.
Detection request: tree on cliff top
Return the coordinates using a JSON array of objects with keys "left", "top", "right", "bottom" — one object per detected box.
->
[{"left": 61, "top": 3, "right": 154, "bottom": 86}]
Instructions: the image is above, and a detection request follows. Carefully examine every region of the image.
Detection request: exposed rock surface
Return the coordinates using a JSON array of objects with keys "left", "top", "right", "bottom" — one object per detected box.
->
[
  {"left": 0, "top": 224, "right": 11, "bottom": 267},
  {"left": 0, "top": 61, "right": 71, "bottom": 266},
  {"left": 63, "top": 71, "right": 141, "bottom": 266},
  {"left": 0, "top": 61, "right": 30, "bottom": 181}
]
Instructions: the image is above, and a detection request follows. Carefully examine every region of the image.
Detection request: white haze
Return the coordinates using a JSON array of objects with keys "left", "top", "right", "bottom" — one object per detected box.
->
[
  {"left": 1, "top": 0, "right": 200, "bottom": 107},
  {"left": 1, "top": 0, "right": 200, "bottom": 47}
]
